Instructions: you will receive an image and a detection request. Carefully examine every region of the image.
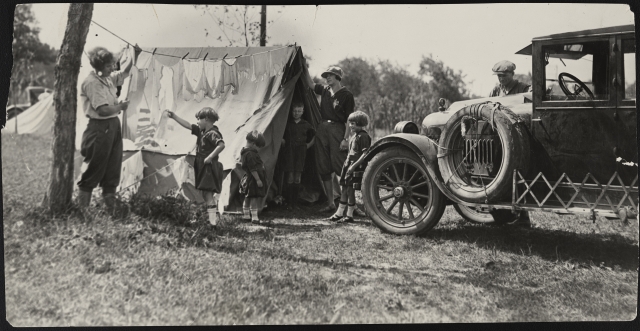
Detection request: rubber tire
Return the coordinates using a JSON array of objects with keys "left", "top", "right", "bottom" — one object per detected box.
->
[
  {"left": 453, "top": 203, "right": 495, "bottom": 224},
  {"left": 438, "top": 103, "right": 530, "bottom": 203},
  {"left": 362, "top": 147, "right": 446, "bottom": 236}
]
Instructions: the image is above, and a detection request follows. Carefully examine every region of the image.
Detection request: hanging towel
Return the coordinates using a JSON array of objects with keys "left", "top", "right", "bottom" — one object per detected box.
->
[
  {"left": 183, "top": 59, "right": 206, "bottom": 100},
  {"left": 221, "top": 60, "right": 239, "bottom": 94},
  {"left": 252, "top": 52, "right": 270, "bottom": 81},
  {"left": 204, "top": 60, "right": 223, "bottom": 98},
  {"left": 171, "top": 60, "right": 184, "bottom": 102},
  {"left": 158, "top": 65, "right": 174, "bottom": 114},
  {"left": 236, "top": 56, "right": 252, "bottom": 81},
  {"left": 152, "top": 57, "right": 163, "bottom": 99}
]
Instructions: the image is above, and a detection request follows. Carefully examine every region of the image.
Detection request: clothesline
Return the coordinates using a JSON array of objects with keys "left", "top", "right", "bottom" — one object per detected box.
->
[{"left": 90, "top": 19, "right": 293, "bottom": 62}]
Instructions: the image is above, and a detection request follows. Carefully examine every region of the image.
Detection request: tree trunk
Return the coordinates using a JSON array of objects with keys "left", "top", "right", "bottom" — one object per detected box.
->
[{"left": 42, "top": 3, "right": 93, "bottom": 213}]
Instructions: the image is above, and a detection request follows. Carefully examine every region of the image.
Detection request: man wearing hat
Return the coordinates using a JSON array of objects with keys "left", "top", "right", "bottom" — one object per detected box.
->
[
  {"left": 489, "top": 60, "right": 531, "bottom": 97},
  {"left": 489, "top": 60, "right": 533, "bottom": 227},
  {"left": 303, "top": 65, "right": 355, "bottom": 213}
]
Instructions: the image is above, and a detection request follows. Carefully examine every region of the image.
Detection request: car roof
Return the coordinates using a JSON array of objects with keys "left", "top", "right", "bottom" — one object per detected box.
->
[{"left": 516, "top": 24, "right": 635, "bottom": 55}]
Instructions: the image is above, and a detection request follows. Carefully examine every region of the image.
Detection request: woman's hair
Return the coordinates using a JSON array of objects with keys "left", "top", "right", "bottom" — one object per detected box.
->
[
  {"left": 87, "top": 47, "right": 115, "bottom": 71},
  {"left": 348, "top": 110, "right": 370, "bottom": 127},
  {"left": 246, "top": 130, "right": 266, "bottom": 148},
  {"left": 195, "top": 107, "right": 220, "bottom": 123}
]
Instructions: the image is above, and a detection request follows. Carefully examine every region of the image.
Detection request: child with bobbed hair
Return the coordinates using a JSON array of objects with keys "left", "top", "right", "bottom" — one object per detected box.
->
[
  {"left": 329, "top": 110, "right": 371, "bottom": 223},
  {"left": 167, "top": 107, "right": 225, "bottom": 226},
  {"left": 240, "top": 130, "right": 268, "bottom": 224}
]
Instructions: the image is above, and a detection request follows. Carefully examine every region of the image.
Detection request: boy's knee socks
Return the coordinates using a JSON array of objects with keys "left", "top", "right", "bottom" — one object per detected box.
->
[
  {"left": 336, "top": 202, "right": 347, "bottom": 216},
  {"left": 207, "top": 206, "right": 218, "bottom": 226},
  {"left": 347, "top": 204, "right": 356, "bottom": 217},
  {"left": 251, "top": 208, "right": 259, "bottom": 221}
]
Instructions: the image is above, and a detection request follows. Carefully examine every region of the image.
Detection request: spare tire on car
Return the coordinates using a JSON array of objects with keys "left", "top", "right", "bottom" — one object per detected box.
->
[{"left": 438, "top": 102, "right": 531, "bottom": 203}]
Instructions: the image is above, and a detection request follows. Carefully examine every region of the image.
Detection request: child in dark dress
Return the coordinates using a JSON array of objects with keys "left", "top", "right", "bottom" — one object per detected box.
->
[
  {"left": 282, "top": 101, "right": 315, "bottom": 209},
  {"left": 240, "top": 130, "right": 267, "bottom": 224},
  {"left": 329, "top": 111, "right": 371, "bottom": 223},
  {"left": 167, "top": 107, "right": 225, "bottom": 226}
]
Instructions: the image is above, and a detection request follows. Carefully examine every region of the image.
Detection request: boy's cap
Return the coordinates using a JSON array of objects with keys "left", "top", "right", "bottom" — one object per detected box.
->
[
  {"left": 321, "top": 67, "right": 344, "bottom": 80},
  {"left": 492, "top": 60, "right": 516, "bottom": 74}
]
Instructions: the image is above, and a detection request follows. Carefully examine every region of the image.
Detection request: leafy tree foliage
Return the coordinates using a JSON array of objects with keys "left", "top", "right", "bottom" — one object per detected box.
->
[
  {"left": 193, "top": 5, "right": 283, "bottom": 47},
  {"left": 11, "top": 4, "right": 58, "bottom": 101},
  {"left": 332, "top": 55, "right": 472, "bottom": 139}
]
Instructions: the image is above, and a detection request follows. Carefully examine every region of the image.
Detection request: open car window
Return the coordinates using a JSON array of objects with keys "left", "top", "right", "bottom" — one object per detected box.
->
[
  {"left": 542, "top": 40, "right": 609, "bottom": 101},
  {"left": 623, "top": 38, "right": 636, "bottom": 100}
]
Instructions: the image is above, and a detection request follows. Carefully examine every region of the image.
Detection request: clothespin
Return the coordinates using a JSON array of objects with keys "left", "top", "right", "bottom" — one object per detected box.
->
[
  {"left": 222, "top": 53, "right": 228, "bottom": 60},
  {"left": 203, "top": 53, "right": 208, "bottom": 61},
  {"left": 182, "top": 52, "right": 190, "bottom": 60},
  {"left": 152, "top": 48, "right": 157, "bottom": 56}
]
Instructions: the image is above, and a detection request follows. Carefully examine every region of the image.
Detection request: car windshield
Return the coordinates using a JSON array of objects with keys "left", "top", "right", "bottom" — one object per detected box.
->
[{"left": 542, "top": 40, "right": 609, "bottom": 101}]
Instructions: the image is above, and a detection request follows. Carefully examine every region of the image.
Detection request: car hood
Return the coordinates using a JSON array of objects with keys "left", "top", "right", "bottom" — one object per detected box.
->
[{"left": 423, "top": 92, "right": 533, "bottom": 129}]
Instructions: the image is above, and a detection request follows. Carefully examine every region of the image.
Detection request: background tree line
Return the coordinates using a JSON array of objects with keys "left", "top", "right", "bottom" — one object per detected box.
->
[
  {"left": 10, "top": 4, "right": 58, "bottom": 105},
  {"left": 322, "top": 55, "right": 481, "bottom": 139}
]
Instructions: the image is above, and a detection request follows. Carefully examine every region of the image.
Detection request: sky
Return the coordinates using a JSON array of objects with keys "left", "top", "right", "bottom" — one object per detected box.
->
[{"left": 29, "top": 3, "right": 635, "bottom": 97}]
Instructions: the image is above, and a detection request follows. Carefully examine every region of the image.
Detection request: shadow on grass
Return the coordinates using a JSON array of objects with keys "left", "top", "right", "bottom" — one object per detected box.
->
[{"left": 426, "top": 224, "right": 639, "bottom": 271}]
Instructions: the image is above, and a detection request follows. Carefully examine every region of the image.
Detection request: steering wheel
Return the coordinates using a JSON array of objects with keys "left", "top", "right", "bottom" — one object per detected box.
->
[{"left": 558, "top": 72, "right": 595, "bottom": 100}]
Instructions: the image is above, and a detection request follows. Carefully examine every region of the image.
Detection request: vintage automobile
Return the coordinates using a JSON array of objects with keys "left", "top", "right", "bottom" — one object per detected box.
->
[{"left": 354, "top": 24, "right": 637, "bottom": 236}]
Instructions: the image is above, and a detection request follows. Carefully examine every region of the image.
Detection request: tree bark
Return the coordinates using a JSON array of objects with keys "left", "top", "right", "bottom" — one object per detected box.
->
[{"left": 42, "top": 3, "right": 93, "bottom": 213}]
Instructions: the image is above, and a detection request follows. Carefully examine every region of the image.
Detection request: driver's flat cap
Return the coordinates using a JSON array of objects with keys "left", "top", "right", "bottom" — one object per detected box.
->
[{"left": 492, "top": 60, "right": 516, "bottom": 74}]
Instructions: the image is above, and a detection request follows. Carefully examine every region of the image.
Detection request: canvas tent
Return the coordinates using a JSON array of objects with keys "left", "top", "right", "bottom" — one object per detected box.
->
[
  {"left": 4, "top": 93, "right": 54, "bottom": 136},
  {"left": 5, "top": 45, "right": 327, "bottom": 212}
]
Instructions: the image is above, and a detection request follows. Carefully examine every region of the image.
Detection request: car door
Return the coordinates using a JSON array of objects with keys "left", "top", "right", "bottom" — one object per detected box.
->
[{"left": 531, "top": 35, "right": 620, "bottom": 183}]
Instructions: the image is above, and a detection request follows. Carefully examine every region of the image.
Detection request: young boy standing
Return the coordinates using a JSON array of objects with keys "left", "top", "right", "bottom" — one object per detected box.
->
[
  {"left": 167, "top": 107, "right": 225, "bottom": 226},
  {"left": 282, "top": 101, "right": 315, "bottom": 209},
  {"left": 329, "top": 111, "right": 371, "bottom": 223}
]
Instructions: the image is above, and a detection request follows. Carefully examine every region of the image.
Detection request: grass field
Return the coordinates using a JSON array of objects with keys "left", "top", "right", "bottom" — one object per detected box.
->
[{"left": 3, "top": 132, "right": 638, "bottom": 325}]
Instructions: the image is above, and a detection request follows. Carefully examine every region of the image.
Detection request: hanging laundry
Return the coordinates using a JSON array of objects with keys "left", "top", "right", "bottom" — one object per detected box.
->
[
  {"left": 250, "top": 55, "right": 257, "bottom": 82},
  {"left": 183, "top": 59, "right": 206, "bottom": 101},
  {"left": 252, "top": 52, "right": 270, "bottom": 81},
  {"left": 204, "top": 60, "right": 223, "bottom": 99},
  {"left": 270, "top": 47, "right": 290, "bottom": 77},
  {"left": 221, "top": 60, "right": 239, "bottom": 94},
  {"left": 193, "top": 70, "right": 206, "bottom": 102},
  {"left": 236, "top": 56, "right": 252, "bottom": 81},
  {"left": 171, "top": 60, "right": 184, "bottom": 102},
  {"left": 152, "top": 57, "right": 164, "bottom": 100},
  {"left": 158, "top": 65, "right": 174, "bottom": 114}
]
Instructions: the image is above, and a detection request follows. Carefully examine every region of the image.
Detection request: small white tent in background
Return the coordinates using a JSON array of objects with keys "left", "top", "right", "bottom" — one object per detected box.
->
[{"left": 4, "top": 94, "right": 55, "bottom": 137}]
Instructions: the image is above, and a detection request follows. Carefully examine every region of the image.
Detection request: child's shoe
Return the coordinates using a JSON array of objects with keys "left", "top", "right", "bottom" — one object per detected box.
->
[
  {"left": 339, "top": 216, "right": 355, "bottom": 223},
  {"left": 328, "top": 214, "right": 343, "bottom": 222}
]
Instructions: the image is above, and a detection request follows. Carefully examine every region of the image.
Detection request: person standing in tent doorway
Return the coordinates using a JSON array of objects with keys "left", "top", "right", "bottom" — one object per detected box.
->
[
  {"left": 76, "top": 45, "right": 141, "bottom": 214},
  {"left": 240, "top": 130, "right": 268, "bottom": 225},
  {"left": 302, "top": 65, "right": 356, "bottom": 214},
  {"left": 282, "top": 100, "right": 315, "bottom": 210},
  {"left": 166, "top": 108, "right": 225, "bottom": 227}
]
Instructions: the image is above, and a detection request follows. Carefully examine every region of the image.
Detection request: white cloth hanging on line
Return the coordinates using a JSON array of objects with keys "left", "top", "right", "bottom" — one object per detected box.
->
[{"left": 204, "top": 60, "right": 223, "bottom": 99}]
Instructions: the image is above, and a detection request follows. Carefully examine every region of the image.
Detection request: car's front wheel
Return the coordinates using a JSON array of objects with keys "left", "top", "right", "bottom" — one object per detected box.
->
[{"left": 362, "top": 147, "right": 446, "bottom": 236}]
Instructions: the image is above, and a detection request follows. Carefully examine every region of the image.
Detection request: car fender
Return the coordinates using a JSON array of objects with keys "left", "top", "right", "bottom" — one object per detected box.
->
[{"left": 361, "top": 133, "right": 466, "bottom": 204}]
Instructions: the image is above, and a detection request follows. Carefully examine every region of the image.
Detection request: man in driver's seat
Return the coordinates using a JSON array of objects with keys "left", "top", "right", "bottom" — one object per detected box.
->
[
  {"left": 489, "top": 60, "right": 533, "bottom": 227},
  {"left": 489, "top": 60, "right": 531, "bottom": 97}
]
